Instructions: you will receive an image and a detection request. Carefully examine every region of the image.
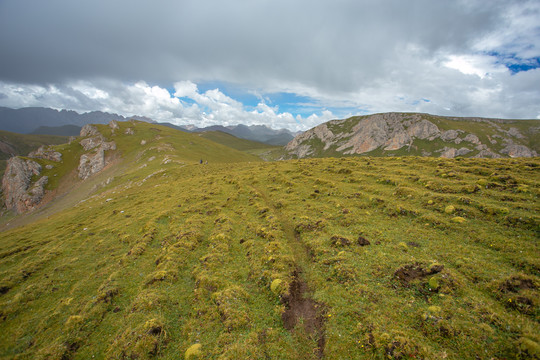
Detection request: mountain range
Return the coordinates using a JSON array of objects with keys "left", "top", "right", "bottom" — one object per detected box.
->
[{"left": 0, "top": 107, "right": 297, "bottom": 146}]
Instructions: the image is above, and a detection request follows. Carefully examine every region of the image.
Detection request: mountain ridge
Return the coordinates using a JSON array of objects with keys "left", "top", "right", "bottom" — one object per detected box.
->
[{"left": 284, "top": 112, "right": 540, "bottom": 159}]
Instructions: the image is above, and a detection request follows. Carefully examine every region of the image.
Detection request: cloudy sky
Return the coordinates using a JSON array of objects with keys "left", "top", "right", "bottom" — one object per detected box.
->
[{"left": 0, "top": 0, "right": 539, "bottom": 131}]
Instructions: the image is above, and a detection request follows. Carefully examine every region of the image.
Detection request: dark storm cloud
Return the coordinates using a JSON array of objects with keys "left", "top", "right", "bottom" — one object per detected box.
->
[
  {"left": 0, "top": 0, "right": 503, "bottom": 89},
  {"left": 1, "top": 0, "right": 539, "bottom": 127}
]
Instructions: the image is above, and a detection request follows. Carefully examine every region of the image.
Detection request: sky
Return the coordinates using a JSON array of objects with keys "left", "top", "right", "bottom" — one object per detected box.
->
[{"left": 0, "top": 0, "right": 539, "bottom": 131}]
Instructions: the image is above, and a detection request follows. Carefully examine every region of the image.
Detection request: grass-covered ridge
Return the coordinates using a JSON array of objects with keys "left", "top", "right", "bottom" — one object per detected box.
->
[{"left": 1, "top": 153, "right": 538, "bottom": 359}]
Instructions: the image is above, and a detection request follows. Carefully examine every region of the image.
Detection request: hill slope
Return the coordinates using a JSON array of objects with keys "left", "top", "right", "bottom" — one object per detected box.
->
[
  {"left": 189, "top": 124, "right": 297, "bottom": 146},
  {"left": 0, "top": 151, "right": 538, "bottom": 358},
  {"left": 285, "top": 112, "right": 540, "bottom": 159},
  {"left": 1, "top": 120, "right": 261, "bottom": 218},
  {"left": 0, "top": 130, "right": 69, "bottom": 179}
]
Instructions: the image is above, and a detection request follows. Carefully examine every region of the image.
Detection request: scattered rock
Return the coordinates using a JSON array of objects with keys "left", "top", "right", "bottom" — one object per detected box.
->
[
  {"left": 28, "top": 145, "right": 62, "bottom": 162},
  {"left": 464, "top": 134, "right": 481, "bottom": 145},
  {"left": 109, "top": 120, "right": 119, "bottom": 130},
  {"left": 1, "top": 157, "right": 48, "bottom": 213},
  {"left": 140, "top": 139, "right": 147, "bottom": 145},
  {"left": 125, "top": 127, "right": 135, "bottom": 135}
]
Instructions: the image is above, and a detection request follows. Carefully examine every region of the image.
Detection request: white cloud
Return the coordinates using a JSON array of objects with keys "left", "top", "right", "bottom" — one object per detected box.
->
[
  {"left": 443, "top": 54, "right": 507, "bottom": 78},
  {"left": 0, "top": 80, "right": 331, "bottom": 131}
]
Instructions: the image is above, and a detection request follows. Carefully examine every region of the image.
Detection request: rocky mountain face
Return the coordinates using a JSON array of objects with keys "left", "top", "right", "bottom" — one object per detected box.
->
[
  {"left": 1, "top": 121, "right": 119, "bottom": 213},
  {"left": 285, "top": 113, "right": 539, "bottom": 159}
]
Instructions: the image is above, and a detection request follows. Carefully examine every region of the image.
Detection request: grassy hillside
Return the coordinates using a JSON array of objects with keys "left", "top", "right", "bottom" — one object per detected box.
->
[
  {"left": 292, "top": 113, "right": 540, "bottom": 159},
  {"left": 1, "top": 153, "right": 538, "bottom": 359},
  {"left": 0, "top": 130, "right": 69, "bottom": 177},
  {"left": 197, "top": 131, "right": 285, "bottom": 161}
]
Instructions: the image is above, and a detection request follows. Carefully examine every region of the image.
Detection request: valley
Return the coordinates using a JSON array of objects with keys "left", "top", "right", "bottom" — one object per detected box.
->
[{"left": 0, "top": 120, "right": 539, "bottom": 359}]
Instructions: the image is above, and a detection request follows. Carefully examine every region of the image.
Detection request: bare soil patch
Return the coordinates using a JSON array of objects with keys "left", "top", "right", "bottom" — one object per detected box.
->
[{"left": 281, "top": 270, "right": 326, "bottom": 358}]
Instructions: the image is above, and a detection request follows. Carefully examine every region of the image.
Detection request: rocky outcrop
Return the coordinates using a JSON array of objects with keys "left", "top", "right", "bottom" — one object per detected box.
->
[
  {"left": 406, "top": 119, "right": 440, "bottom": 139},
  {"left": 80, "top": 124, "right": 101, "bottom": 137},
  {"left": 28, "top": 145, "right": 62, "bottom": 162},
  {"left": 109, "top": 120, "right": 119, "bottom": 131},
  {"left": 464, "top": 134, "right": 481, "bottom": 145},
  {"left": 285, "top": 112, "right": 540, "bottom": 159},
  {"left": 312, "top": 113, "right": 441, "bottom": 156},
  {"left": 77, "top": 125, "right": 116, "bottom": 180},
  {"left": 500, "top": 144, "right": 537, "bottom": 158},
  {"left": 78, "top": 149, "right": 106, "bottom": 180},
  {"left": 440, "top": 147, "right": 472, "bottom": 158},
  {"left": 2, "top": 157, "right": 48, "bottom": 213},
  {"left": 440, "top": 130, "right": 460, "bottom": 141}
]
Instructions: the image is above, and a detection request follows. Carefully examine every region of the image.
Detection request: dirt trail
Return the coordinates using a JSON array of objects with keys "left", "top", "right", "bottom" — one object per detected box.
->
[
  {"left": 250, "top": 185, "right": 326, "bottom": 359},
  {"left": 282, "top": 269, "right": 326, "bottom": 358}
]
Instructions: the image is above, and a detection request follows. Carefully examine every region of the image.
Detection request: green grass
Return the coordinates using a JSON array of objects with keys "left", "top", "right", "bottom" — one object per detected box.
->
[{"left": 0, "top": 122, "right": 539, "bottom": 359}]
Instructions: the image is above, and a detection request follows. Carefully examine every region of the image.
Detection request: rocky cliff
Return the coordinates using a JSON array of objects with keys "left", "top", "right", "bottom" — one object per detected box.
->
[
  {"left": 285, "top": 113, "right": 539, "bottom": 159},
  {"left": 2, "top": 157, "right": 48, "bottom": 213}
]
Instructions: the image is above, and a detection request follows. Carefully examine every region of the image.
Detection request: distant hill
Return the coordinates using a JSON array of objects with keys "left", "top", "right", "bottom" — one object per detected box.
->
[
  {"left": 0, "top": 107, "right": 151, "bottom": 134},
  {"left": 197, "top": 131, "right": 277, "bottom": 151},
  {"left": 187, "top": 123, "right": 298, "bottom": 145},
  {"left": 285, "top": 112, "right": 540, "bottom": 159}
]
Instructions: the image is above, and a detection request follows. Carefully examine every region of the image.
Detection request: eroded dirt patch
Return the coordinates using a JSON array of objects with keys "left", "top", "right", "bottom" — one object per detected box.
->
[
  {"left": 281, "top": 270, "right": 326, "bottom": 358},
  {"left": 394, "top": 262, "right": 443, "bottom": 284}
]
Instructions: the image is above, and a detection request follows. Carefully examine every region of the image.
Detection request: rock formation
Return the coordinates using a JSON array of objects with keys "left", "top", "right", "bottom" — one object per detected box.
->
[
  {"left": 501, "top": 144, "right": 537, "bottom": 158},
  {"left": 77, "top": 125, "right": 116, "bottom": 180},
  {"left": 28, "top": 145, "right": 62, "bottom": 162},
  {"left": 285, "top": 112, "right": 539, "bottom": 159},
  {"left": 2, "top": 157, "right": 48, "bottom": 213}
]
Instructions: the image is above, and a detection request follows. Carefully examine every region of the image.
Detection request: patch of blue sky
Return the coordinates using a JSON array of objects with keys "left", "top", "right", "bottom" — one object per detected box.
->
[{"left": 487, "top": 51, "right": 540, "bottom": 74}]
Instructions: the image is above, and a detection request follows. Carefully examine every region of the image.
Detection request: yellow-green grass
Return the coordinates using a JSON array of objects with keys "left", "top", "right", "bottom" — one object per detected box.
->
[{"left": 0, "top": 154, "right": 539, "bottom": 359}]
